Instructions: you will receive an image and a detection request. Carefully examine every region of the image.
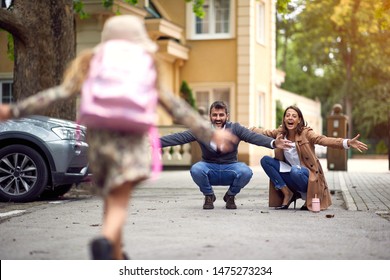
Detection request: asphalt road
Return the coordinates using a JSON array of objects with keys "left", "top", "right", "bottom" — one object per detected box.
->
[{"left": 0, "top": 160, "right": 389, "bottom": 260}]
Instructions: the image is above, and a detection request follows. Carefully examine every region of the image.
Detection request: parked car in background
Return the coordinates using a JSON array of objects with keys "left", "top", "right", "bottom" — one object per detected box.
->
[{"left": 0, "top": 115, "right": 90, "bottom": 202}]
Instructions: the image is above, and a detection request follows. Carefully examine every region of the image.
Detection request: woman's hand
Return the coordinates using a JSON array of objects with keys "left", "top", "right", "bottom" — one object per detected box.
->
[{"left": 348, "top": 134, "right": 368, "bottom": 153}]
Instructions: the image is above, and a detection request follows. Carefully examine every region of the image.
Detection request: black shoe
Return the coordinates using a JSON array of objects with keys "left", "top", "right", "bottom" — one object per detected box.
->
[
  {"left": 90, "top": 237, "right": 114, "bottom": 260},
  {"left": 203, "top": 194, "right": 216, "bottom": 209},
  {"left": 275, "top": 194, "right": 297, "bottom": 210},
  {"left": 223, "top": 192, "right": 237, "bottom": 209},
  {"left": 300, "top": 205, "right": 308, "bottom": 211}
]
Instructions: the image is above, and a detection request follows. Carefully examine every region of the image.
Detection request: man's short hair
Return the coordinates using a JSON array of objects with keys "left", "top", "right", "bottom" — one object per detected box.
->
[{"left": 209, "top": 101, "right": 228, "bottom": 115}]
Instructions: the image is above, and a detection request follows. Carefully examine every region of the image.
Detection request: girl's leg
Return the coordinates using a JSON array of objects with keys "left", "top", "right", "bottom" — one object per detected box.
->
[{"left": 102, "top": 181, "right": 134, "bottom": 259}]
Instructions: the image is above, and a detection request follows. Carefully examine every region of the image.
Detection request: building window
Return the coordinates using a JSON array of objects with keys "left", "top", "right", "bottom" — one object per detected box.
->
[
  {"left": 1, "top": 0, "right": 13, "bottom": 9},
  {"left": 187, "top": 0, "right": 235, "bottom": 40},
  {"left": 144, "top": 1, "right": 162, "bottom": 19},
  {"left": 192, "top": 85, "right": 232, "bottom": 117},
  {"left": 256, "top": 2, "right": 265, "bottom": 45},
  {"left": 0, "top": 80, "right": 13, "bottom": 104}
]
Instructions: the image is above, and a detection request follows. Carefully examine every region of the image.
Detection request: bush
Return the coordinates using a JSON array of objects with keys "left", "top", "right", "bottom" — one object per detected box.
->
[
  {"left": 375, "top": 140, "right": 388, "bottom": 154},
  {"left": 180, "top": 80, "right": 197, "bottom": 109}
]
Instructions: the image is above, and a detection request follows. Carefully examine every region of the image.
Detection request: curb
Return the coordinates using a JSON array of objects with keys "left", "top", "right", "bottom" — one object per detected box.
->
[{"left": 337, "top": 172, "right": 357, "bottom": 211}]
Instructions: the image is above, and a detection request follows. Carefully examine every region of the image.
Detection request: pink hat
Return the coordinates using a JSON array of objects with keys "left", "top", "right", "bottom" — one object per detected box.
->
[{"left": 101, "top": 15, "right": 158, "bottom": 53}]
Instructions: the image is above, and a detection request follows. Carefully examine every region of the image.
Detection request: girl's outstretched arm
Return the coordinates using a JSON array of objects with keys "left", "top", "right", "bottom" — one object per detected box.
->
[
  {"left": 158, "top": 90, "right": 238, "bottom": 152},
  {"left": 4, "top": 49, "right": 94, "bottom": 119}
]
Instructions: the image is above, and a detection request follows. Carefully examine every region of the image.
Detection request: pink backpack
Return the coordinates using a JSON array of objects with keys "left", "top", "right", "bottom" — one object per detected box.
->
[
  {"left": 79, "top": 40, "right": 158, "bottom": 132},
  {"left": 79, "top": 40, "right": 161, "bottom": 175}
]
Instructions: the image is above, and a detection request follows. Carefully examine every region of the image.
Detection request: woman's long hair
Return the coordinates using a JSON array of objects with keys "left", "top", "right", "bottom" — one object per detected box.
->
[{"left": 281, "top": 105, "right": 307, "bottom": 137}]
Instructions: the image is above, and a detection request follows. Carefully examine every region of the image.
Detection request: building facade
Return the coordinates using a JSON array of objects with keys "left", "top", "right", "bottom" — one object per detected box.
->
[{"left": 0, "top": 0, "right": 322, "bottom": 166}]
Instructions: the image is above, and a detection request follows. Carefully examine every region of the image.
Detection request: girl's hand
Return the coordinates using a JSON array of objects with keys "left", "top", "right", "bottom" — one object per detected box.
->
[
  {"left": 212, "top": 129, "right": 239, "bottom": 153},
  {"left": 0, "top": 105, "right": 11, "bottom": 121}
]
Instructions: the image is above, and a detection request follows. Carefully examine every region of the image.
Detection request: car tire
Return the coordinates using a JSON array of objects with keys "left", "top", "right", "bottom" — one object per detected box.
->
[
  {"left": 40, "top": 184, "right": 74, "bottom": 199},
  {"left": 0, "top": 144, "right": 48, "bottom": 202}
]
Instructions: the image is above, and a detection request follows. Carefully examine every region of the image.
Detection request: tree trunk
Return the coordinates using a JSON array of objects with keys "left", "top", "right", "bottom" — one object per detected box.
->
[
  {"left": 343, "top": 0, "right": 361, "bottom": 140},
  {"left": 0, "top": 0, "right": 76, "bottom": 120}
]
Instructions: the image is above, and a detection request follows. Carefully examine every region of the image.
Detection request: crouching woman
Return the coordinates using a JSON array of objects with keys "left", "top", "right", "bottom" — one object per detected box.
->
[{"left": 251, "top": 105, "right": 368, "bottom": 211}]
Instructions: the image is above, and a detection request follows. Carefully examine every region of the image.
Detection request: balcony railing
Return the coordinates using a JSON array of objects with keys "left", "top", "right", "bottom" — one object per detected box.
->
[{"left": 158, "top": 125, "right": 192, "bottom": 167}]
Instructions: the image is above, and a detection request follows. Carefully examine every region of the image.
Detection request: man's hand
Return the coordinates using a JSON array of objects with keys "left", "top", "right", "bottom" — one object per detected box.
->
[
  {"left": 211, "top": 129, "right": 239, "bottom": 153},
  {"left": 0, "top": 105, "right": 11, "bottom": 121},
  {"left": 274, "top": 133, "right": 293, "bottom": 149}
]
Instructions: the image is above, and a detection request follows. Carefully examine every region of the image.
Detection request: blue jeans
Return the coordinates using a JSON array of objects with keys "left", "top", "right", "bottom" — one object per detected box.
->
[
  {"left": 190, "top": 161, "right": 253, "bottom": 196},
  {"left": 260, "top": 156, "right": 309, "bottom": 199}
]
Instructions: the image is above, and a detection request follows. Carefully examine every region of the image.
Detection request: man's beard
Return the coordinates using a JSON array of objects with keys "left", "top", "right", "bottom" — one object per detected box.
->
[{"left": 212, "top": 120, "right": 226, "bottom": 128}]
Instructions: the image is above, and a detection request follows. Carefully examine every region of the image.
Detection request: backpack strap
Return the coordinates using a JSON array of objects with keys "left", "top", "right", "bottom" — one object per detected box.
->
[{"left": 149, "top": 126, "right": 162, "bottom": 180}]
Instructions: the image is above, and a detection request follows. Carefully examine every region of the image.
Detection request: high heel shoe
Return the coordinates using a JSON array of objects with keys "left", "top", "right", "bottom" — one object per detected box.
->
[
  {"left": 275, "top": 194, "right": 297, "bottom": 210},
  {"left": 300, "top": 204, "right": 308, "bottom": 211}
]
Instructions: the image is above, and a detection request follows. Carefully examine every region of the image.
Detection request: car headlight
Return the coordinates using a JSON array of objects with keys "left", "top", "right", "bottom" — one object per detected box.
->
[{"left": 52, "top": 127, "right": 86, "bottom": 141}]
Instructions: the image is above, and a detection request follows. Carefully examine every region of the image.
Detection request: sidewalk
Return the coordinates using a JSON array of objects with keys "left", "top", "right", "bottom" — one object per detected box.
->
[
  {"left": 122, "top": 158, "right": 390, "bottom": 260},
  {"left": 321, "top": 158, "right": 390, "bottom": 214}
]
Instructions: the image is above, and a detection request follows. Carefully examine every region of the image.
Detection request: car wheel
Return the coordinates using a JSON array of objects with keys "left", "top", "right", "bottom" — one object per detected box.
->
[
  {"left": 40, "top": 184, "right": 74, "bottom": 199},
  {"left": 0, "top": 144, "right": 48, "bottom": 202}
]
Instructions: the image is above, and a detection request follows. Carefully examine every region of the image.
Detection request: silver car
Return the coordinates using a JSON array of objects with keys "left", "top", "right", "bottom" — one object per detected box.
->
[{"left": 0, "top": 115, "right": 90, "bottom": 202}]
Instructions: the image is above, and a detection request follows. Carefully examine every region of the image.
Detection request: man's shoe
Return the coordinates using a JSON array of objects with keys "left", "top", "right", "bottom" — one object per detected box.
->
[
  {"left": 223, "top": 192, "right": 237, "bottom": 209},
  {"left": 203, "top": 194, "right": 216, "bottom": 209}
]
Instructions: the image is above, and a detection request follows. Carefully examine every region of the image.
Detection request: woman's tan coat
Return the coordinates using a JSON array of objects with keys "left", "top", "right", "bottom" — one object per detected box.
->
[{"left": 251, "top": 126, "right": 346, "bottom": 211}]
